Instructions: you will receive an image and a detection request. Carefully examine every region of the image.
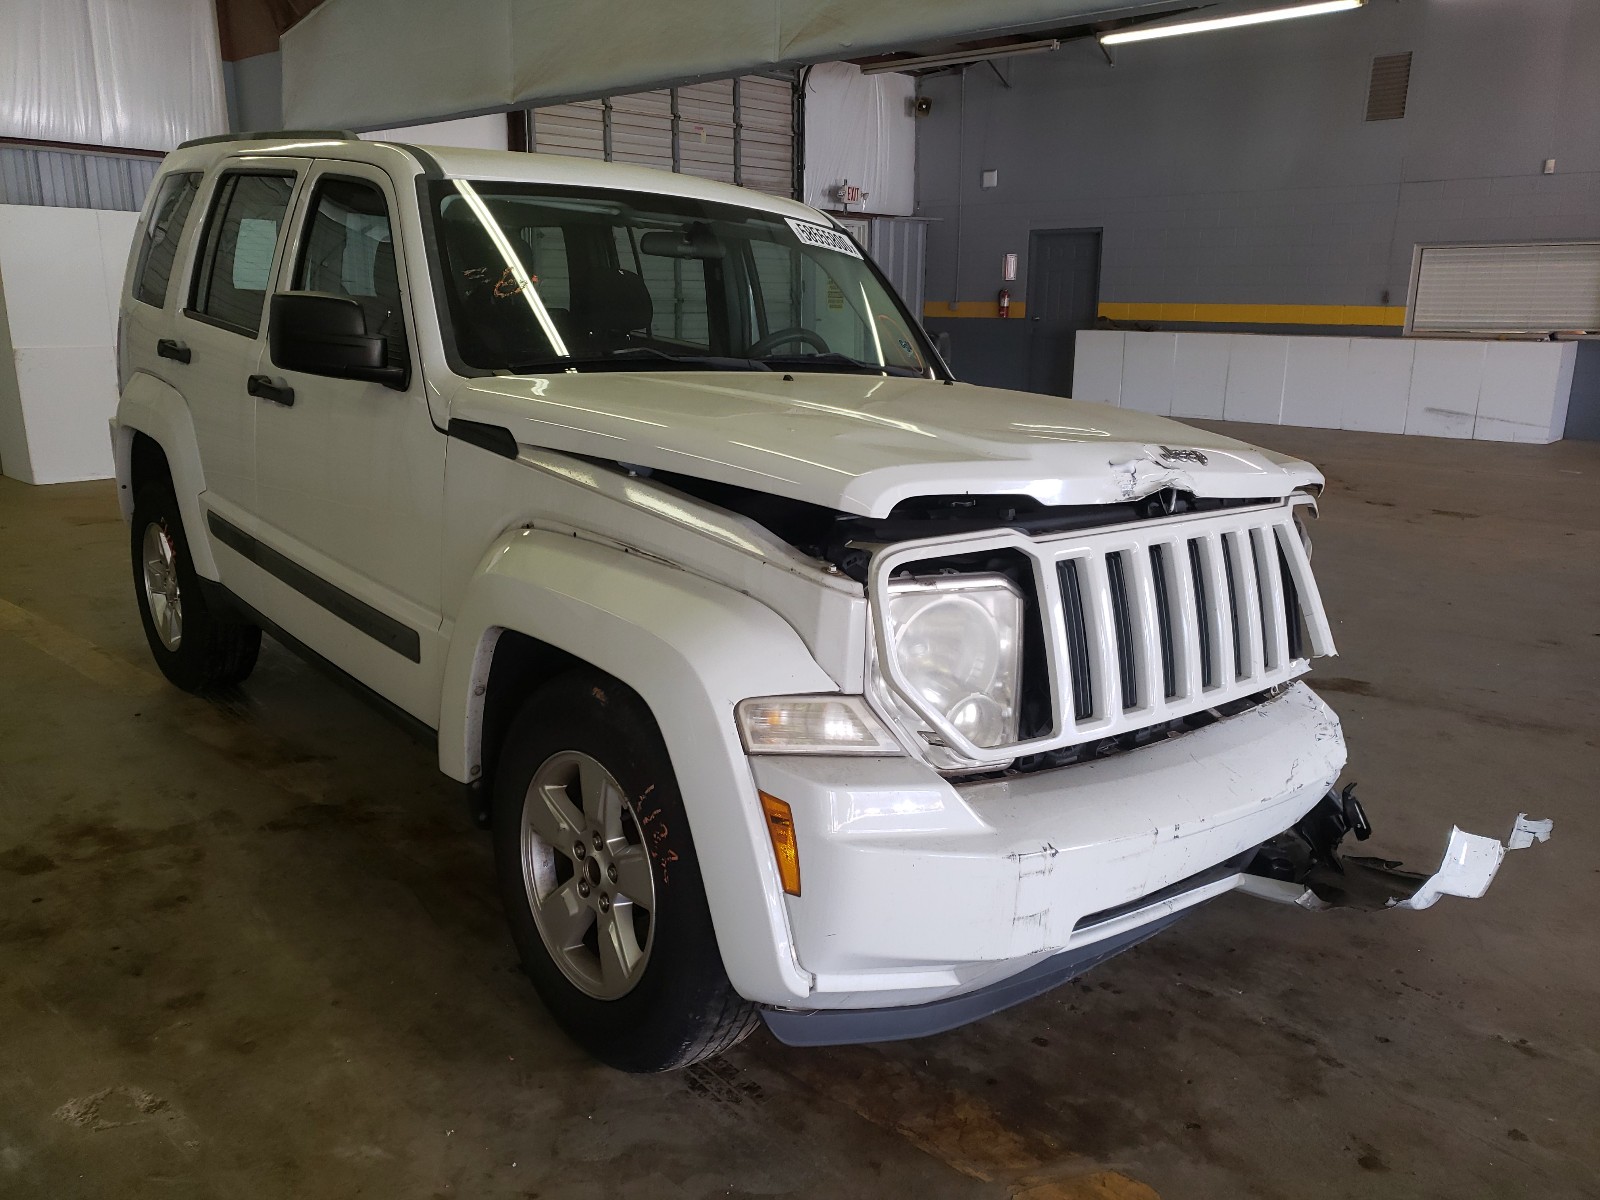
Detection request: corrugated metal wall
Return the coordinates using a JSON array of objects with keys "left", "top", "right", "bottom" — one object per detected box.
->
[
  {"left": 529, "top": 75, "right": 798, "bottom": 199},
  {"left": 0, "top": 146, "right": 160, "bottom": 211}
]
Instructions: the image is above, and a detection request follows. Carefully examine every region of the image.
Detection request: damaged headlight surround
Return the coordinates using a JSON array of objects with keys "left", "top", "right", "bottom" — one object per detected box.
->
[{"left": 880, "top": 573, "right": 1025, "bottom": 751}]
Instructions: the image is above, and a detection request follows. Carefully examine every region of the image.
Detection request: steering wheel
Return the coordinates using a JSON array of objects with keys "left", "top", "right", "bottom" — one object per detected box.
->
[{"left": 750, "top": 327, "right": 830, "bottom": 357}]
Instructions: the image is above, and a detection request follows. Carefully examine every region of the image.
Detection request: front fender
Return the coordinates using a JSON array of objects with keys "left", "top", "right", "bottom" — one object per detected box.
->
[
  {"left": 113, "top": 373, "right": 217, "bottom": 579},
  {"left": 440, "top": 528, "right": 841, "bottom": 1005}
]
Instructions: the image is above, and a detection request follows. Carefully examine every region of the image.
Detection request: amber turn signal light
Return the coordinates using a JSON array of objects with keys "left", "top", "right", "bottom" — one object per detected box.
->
[{"left": 758, "top": 791, "right": 801, "bottom": 896}]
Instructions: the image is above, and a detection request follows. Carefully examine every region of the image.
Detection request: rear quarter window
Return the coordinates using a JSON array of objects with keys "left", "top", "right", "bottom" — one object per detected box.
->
[{"left": 133, "top": 172, "right": 203, "bottom": 309}]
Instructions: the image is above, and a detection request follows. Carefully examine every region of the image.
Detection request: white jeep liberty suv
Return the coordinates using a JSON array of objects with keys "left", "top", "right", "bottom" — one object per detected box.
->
[{"left": 111, "top": 133, "right": 1542, "bottom": 1072}]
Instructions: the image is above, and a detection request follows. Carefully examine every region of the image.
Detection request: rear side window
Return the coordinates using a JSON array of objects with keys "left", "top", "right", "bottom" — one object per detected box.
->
[
  {"left": 190, "top": 172, "right": 295, "bottom": 336},
  {"left": 133, "top": 172, "right": 202, "bottom": 308}
]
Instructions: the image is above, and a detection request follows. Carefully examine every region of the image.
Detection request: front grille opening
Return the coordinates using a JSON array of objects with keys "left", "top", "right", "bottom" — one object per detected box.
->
[
  {"left": 1279, "top": 540, "right": 1308, "bottom": 661},
  {"left": 1188, "top": 538, "right": 1215, "bottom": 689},
  {"left": 1149, "top": 544, "right": 1178, "bottom": 699},
  {"left": 1058, "top": 559, "right": 1095, "bottom": 722},
  {"left": 1106, "top": 551, "right": 1138, "bottom": 710},
  {"left": 1220, "top": 535, "right": 1244, "bottom": 679}
]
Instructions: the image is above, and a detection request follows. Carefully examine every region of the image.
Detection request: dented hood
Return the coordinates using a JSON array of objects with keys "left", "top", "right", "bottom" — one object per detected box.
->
[{"left": 451, "top": 372, "right": 1322, "bottom": 518}]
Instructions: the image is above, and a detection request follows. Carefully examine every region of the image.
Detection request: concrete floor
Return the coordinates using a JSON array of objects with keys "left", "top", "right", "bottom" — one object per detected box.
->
[{"left": 0, "top": 423, "right": 1595, "bottom": 1199}]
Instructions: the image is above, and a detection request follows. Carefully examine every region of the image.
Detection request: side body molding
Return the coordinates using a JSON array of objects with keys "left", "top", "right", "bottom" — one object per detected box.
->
[
  {"left": 112, "top": 372, "right": 218, "bottom": 578},
  {"left": 439, "top": 527, "right": 841, "bottom": 1004}
]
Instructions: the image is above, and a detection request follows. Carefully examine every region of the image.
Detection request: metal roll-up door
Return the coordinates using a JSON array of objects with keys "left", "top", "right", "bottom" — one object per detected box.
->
[
  {"left": 676, "top": 80, "right": 737, "bottom": 185},
  {"left": 527, "top": 75, "right": 797, "bottom": 199},
  {"left": 736, "top": 76, "right": 796, "bottom": 198},
  {"left": 531, "top": 100, "right": 606, "bottom": 160},
  {"left": 1410, "top": 242, "right": 1600, "bottom": 334},
  {"left": 608, "top": 90, "right": 674, "bottom": 171}
]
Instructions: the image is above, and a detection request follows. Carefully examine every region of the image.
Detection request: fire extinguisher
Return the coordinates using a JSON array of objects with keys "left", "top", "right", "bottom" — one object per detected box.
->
[{"left": 998, "top": 289, "right": 1011, "bottom": 319}]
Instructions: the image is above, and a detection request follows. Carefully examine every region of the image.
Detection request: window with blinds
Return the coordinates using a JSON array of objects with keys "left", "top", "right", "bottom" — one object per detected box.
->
[
  {"left": 528, "top": 75, "right": 797, "bottom": 198},
  {"left": 1410, "top": 242, "right": 1600, "bottom": 334}
]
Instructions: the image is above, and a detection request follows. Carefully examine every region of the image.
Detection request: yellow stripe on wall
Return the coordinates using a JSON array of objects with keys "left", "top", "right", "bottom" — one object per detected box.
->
[
  {"left": 1097, "top": 301, "right": 1407, "bottom": 326},
  {"left": 923, "top": 300, "right": 1407, "bottom": 326}
]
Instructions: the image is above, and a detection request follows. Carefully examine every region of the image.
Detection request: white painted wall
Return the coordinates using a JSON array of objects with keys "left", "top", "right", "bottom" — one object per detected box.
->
[
  {"left": 803, "top": 62, "right": 916, "bottom": 216},
  {"left": 0, "top": 205, "right": 139, "bottom": 484},
  {"left": 1074, "top": 330, "right": 1575, "bottom": 444}
]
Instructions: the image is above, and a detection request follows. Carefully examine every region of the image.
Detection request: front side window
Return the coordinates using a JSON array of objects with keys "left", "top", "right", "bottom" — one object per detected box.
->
[
  {"left": 190, "top": 171, "right": 295, "bottom": 336},
  {"left": 430, "top": 180, "right": 934, "bottom": 377},
  {"left": 134, "top": 172, "right": 202, "bottom": 308},
  {"left": 293, "top": 176, "right": 406, "bottom": 366}
]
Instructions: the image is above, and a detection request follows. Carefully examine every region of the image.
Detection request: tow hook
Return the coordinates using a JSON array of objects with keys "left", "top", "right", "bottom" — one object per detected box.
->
[{"left": 1239, "top": 784, "right": 1552, "bottom": 912}]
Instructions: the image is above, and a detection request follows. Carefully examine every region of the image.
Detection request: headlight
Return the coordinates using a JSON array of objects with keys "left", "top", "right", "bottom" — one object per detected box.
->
[
  {"left": 883, "top": 574, "right": 1024, "bottom": 749},
  {"left": 737, "top": 695, "right": 903, "bottom": 755}
]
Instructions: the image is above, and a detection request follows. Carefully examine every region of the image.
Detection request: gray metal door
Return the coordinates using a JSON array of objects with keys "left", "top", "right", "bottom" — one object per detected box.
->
[{"left": 1026, "top": 229, "right": 1101, "bottom": 396}]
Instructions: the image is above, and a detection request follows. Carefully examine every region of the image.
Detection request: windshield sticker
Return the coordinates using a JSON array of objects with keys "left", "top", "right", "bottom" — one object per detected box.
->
[{"left": 787, "top": 218, "right": 863, "bottom": 259}]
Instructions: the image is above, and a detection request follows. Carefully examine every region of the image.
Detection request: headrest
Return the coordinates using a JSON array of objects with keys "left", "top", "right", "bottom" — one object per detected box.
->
[{"left": 576, "top": 268, "right": 652, "bottom": 333}]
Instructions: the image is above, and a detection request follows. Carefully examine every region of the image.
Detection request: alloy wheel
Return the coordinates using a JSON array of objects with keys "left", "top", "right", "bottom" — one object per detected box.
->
[{"left": 520, "top": 750, "right": 657, "bottom": 999}]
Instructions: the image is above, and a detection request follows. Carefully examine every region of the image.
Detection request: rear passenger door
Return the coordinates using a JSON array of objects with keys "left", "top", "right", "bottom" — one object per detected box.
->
[
  {"left": 251, "top": 161, "right": 445, "bottom": 722},
  {"left": 122, "top": 169, "right": 204, "bottom": 397},
  {"left": 173, "top": 161, "right": 305, "bottom": 520}
]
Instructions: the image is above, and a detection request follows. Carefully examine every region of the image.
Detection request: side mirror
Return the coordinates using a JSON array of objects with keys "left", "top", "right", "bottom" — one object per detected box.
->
[{"left": 269, "top": 292, "right": 408, "bottom": 389}]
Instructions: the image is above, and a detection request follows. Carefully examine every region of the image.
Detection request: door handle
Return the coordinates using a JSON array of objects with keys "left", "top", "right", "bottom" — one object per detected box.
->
[
  {"left": 247, "top": 374, "right": 295, "bottom": 407},
  {"left": 156, "top": 338, "right": 191, "bottom": 364}
]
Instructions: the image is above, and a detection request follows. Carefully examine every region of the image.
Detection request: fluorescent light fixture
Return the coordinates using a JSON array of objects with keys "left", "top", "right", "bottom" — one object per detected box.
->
[
  {"left": 1100, "top": 0, "right": 1364, "bottom": 46},
  {"left": 860, "top": 38, "right": 1060, "bottom": 75}
]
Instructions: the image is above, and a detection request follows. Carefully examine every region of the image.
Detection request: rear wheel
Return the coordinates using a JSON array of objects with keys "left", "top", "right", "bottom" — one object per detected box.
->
[
  {"left": 131, "top": 481, "right": 260, "bottom": 692},
  {"left": 492, "top": 668, "right": 757, "bottom": 1071}
]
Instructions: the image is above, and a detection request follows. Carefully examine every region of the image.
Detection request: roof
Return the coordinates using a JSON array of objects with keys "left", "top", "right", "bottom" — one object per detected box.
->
[{"left": 159, "top": 134, "right": 820, "bottom": 222}]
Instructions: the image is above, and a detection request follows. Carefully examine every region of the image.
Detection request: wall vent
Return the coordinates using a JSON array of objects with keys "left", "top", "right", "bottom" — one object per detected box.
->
[{"left": 1365, "top": 52, "right": 1412, "bottom": 121}]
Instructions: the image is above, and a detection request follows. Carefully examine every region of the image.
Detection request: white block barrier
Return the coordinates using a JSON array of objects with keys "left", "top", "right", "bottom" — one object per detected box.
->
[
  {"left": 1075, "top": 329, "right": 1576, "bottom": 444},
  {"left": 0, "top": 205, "right": 140, "bottom": 484}
]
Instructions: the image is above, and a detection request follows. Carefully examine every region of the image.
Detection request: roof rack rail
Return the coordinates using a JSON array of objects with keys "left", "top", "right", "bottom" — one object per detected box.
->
[{"left": 177, "top": 129, "right": 356, "bottom": 150}]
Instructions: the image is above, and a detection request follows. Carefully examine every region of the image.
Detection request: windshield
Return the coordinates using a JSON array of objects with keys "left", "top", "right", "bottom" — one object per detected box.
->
[{"left": 427, "top": 179, "right": 937, "bottom": 378}]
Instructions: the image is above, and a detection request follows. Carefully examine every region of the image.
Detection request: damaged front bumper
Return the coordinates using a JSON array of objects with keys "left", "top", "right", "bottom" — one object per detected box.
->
[
  {"left": 761, "top": 780, "right": 1552, "bottom": 1048},
  {"left": 1238, "top": 784, "right": 1553, "bottom": 912}
]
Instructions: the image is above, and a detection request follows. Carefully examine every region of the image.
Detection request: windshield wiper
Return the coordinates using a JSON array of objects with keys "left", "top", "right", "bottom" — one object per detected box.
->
[
  {"left": 507, "top": 347, "right": 769, "bottom": 374},
  {"left": 759, "top": 352, "right": 924, "bottom": 378}
]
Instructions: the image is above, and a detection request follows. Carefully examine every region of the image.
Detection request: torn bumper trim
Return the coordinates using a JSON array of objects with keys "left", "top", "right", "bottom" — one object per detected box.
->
[{"left": 1240, "top": 808, "right": 1552, "bottom": 912}]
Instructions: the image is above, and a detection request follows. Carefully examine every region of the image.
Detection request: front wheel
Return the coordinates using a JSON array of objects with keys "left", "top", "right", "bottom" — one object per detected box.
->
[{"left": 492, "top": 669, "right": 757, "bottom": 1071}]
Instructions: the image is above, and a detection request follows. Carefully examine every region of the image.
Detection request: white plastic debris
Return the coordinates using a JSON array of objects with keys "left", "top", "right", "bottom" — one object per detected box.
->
[{"left": 1390, "top": 812, "right": 1552, "bottom": 911}]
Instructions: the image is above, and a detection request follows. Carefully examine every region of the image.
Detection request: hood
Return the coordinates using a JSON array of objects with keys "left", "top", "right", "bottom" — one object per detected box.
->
[{"left": 451, "top": 372, "right": 1322, "bottom": 518}]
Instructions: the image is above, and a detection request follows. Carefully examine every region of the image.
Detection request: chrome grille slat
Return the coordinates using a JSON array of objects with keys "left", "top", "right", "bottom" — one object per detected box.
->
[
  {"left": 1166, "top": 538, "right": 1205, "bottom": 701},
  {"left": 1230, "top": 529, "right": 1266, "bottom": 682},
  {"left": 1078, "top": 552, "right": 1124, "bottom": 727},
  {"left": 1125, "top": 544, "right": 1166, "bottom": 717},
  {"left": 867, "top": 499, "right": 1336, "bottom": 769},
  {"left": 1253, "top": 526, "right": 1289, "bottom": 671},
  {"left": 1201, "top": 532, "right": 1237, "bottom": 688}
]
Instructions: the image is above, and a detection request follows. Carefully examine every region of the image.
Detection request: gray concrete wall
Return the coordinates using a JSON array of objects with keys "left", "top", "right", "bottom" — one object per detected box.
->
[
  {"left": 223, "top": 51, "right": 283, "bottom": 132},
  {"left": 916, "top": 0, "right": 1600, "bottom": 339},
  {"left": 1565, "top": 341, "right": 1600, "bottom": 441}
]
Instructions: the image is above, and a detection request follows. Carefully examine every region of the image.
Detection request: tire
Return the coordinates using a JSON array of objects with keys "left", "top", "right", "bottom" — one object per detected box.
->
[
  {"left": 131, "top": 479, "right": 260, "bottom": 692},
  {"left": 492, "top": 668, "right": 758, "bottom": 1072}
]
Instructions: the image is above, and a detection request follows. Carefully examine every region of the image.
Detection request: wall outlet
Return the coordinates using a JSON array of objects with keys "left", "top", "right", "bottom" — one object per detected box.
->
[
  {"left": 1543, "top": 158, "right": 1556, "bottom": 174},
  {"left": 980, "top": 169, "right": 999, "bottom": 189}
]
